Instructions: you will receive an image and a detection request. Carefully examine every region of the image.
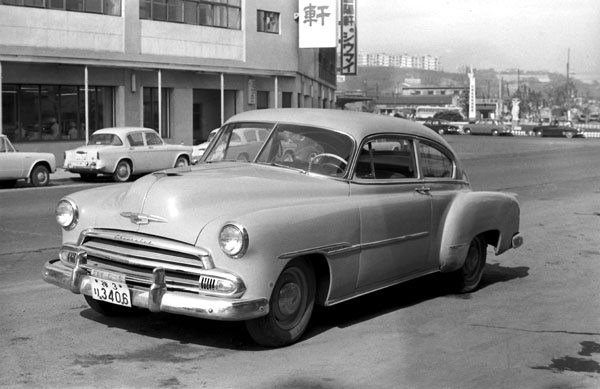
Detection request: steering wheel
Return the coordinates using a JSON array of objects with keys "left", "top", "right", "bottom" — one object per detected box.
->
[{"left": 308, "top": 153, "right": 348, "bottom": 174}]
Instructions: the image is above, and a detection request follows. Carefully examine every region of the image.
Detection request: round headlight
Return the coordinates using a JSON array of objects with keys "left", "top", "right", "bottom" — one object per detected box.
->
[
  {"left": 56, "top": 199, "right": 78, "bottom": 230},
  {"left": 219, "top": 223, "right": 249, "bottom": 258}
]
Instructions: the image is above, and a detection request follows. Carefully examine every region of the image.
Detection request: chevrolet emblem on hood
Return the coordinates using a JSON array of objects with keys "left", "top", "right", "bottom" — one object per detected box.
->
[{"left": 120, "top": 212, "right": 168, "bottom": 225}]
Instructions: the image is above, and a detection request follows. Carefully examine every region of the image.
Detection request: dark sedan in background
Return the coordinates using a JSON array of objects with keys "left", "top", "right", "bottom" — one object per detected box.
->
[
  {"left": 532, "top": 120, "right": 585, "bottom": 138},
  {"left": 423, "top": 119, "right": 460, "bottom": 135}
]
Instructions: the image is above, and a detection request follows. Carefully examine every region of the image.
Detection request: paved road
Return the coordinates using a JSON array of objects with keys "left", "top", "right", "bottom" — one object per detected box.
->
[{"left": 1, "top": 136, "right": 599, "bottom": 388}]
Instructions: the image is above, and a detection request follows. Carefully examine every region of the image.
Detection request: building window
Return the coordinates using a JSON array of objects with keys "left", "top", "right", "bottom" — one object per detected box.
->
[
  {"left": 140, "top": 0, "right": 240, "bottom": 29},
  {"left": 1, "top": 84, "right": 114, "bottom": 142},
  {"left": 1, "top": 0, "right": 121, "bottom": 16},
  {"left": 256, "top": 91, "right": 269, "bottom": 109},
  {"left": 257, "top": 10, "right": 279, "bottom": 33},
  {"left": 143, "top": 87, "right": 171, "bottom": 138}
]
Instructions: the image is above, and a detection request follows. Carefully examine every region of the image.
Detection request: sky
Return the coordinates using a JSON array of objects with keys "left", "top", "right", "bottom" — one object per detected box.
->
[{"left": 356, "top": 0, "right": 600, "bottom": 79}]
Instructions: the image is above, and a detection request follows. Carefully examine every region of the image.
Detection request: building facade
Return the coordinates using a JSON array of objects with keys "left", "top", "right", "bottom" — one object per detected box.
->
[
  {"left": 357, "top": 52, "right": 441, "bottom": 72},
  {"left": 0, "top": 0, "right": 336, "bottom": 163}
]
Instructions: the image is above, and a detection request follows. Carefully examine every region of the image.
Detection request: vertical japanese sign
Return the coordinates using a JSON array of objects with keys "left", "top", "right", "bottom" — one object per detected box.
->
[
  {"left": 340, "top": 0, "right": 357, "bottom": 75},
  {"left": 299, "top": 0, "right": 337, "bottom": 48}
]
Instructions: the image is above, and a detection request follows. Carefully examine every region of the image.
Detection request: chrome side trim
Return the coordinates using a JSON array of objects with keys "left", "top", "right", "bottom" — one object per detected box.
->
[
  {"left": 359, "top": 231, "right": 429, "bottom": 250},
  {"left": 278, "top": 231, "right": 429, "bottom": 259}
]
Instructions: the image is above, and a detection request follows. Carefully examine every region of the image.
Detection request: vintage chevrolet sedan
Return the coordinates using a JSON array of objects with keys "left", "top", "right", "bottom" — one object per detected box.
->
[
  {"left": 43, "top": 109, "right": 523, "bottom": 347},
  {"left": 63, "top": 127, "right": 192, "bottom": 182}
]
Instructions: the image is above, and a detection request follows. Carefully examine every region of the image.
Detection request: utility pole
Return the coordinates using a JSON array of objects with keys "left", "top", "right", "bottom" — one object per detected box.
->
[
  {"left": 566, "top": 48, "right": 570, "bottom": 100},
  {"left": 566, "top": 48, "right": 571, "bottom": 120}
]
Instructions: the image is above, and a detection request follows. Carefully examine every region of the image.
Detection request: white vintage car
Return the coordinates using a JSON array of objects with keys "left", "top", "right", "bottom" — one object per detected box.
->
[
  {"left": 0, "top": 134, "right": 56, "bottom": 187},
  {"left": 63, "top": 127, "right": 192, "bottom": 182},
  {"left": 44, "top": 109, "right": 523, "bottom": 347}
]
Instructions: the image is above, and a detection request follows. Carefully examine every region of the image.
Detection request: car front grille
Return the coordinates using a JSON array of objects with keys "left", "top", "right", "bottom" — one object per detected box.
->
[{"left": 76, "top": 229, "right": 212, "bottom": 293}]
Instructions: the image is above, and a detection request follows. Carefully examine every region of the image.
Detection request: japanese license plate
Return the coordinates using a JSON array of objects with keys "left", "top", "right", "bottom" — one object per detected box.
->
[{"left": 90, "top": 269, "right": 131, "bottom": 307}]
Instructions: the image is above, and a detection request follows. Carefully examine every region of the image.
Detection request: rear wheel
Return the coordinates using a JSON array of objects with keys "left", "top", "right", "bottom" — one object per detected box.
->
[
  {"left": 565, "top": 131, "right": 574, "bottom": 139},
  {"left": 174, "top": 156, "right": 189, "bottom": 168},
  {"left": 464, "top": 128, "right": 472, "bottom": 135},
  {"left": 451, "top": 236, "right": 487, "bottom": 293},
  {"left": 30, "top": 165, "right": 50, "bottom": 187},
  {"left": 112, "top": 160, "right": 131, "bottom": 182},
  {"left": 491, "top": 129, "right": 499, "bottom": 136},
  {"left": 245, "top": 259, "right": 316, "bottom": 347}
]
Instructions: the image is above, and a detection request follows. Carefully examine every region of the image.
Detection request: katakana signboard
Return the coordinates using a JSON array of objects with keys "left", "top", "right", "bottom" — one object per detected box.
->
[
  {"left": 340, "top": 0, "right": 357, "bottom": 75},
  {"left": 299, "top": 0, "right": 337, "bottom": 48}
]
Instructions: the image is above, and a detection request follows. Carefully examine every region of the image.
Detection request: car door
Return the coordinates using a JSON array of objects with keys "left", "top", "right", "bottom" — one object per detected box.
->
[
  {"left": 125, "top": 131, "right": 152, "bottom": 174},
  {"left": 416, "top": 140, "right": 464, "bottom": 262},
  {"left": 144, "top": 131, "right": 172, "bottom": 170},
  {"left": 0, "top": 137, "right": 24, "bottom": 179},
  {"left": 350, "top": 135, "right": 433, "bottom": 291}
]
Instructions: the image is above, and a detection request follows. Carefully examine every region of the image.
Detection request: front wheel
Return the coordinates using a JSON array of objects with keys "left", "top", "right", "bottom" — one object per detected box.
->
[
  {"left": 491, "top": 129, "right": 499, "bottom": 136},
  {"left": 464, "top": 128, "right": 472, "bottom": 135},
  {"left": 112, "top": 160, "right": 131, "bottom": 182},
  {"left": 451, "top": 236, "right": 487, "bottom": 293},
  {"left": 30, "top": 165, "right": 50, "bottom": 187},
  {"left": 245, "top": 259, "right": 316, "bottom": 347},
  {"left": 565, "top": 131, "right": 574, "bottom": 139}
]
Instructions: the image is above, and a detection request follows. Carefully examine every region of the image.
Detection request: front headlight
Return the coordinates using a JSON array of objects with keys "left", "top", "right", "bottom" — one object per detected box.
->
[
  {"left": 56, "top": 199, "right": 78, "bottom": 230},
  {"left": 219, "top": 223, "right": 249, "bottom": 258}
]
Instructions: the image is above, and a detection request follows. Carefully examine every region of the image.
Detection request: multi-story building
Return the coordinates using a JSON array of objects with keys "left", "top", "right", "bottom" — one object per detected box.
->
[
  {"left": 357, "top": 52, "right": 441, "bottom": 71},
  {"left": 0, "top": 1, "right": 336, "bottom": 162}
]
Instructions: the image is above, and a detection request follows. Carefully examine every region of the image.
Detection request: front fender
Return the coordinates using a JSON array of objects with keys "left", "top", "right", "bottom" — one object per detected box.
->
[{"left": 438, "top": 191, "right": 520, "bottom": 272}]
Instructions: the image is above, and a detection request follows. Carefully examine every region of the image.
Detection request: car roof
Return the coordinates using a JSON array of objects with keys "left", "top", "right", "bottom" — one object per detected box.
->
[
  {"left": 225, "top": 108, "right": 449, "bottom": 146},
  {"left": 92, "top": 127, "right": 157, "bottom": 136}
]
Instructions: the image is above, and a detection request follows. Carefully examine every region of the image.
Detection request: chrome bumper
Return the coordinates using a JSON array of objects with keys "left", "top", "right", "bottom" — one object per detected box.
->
[{"left": 42, "top": 259, "right": 268, "bottom": 321}]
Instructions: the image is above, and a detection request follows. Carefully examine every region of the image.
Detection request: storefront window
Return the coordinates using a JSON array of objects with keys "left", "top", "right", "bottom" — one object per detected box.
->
[{"left": 1, "top": 84, "right": 114, "bottom": 143}]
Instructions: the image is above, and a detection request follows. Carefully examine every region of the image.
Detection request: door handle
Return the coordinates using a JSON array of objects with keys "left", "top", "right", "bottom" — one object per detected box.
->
[{"left": 415, "top": 186, "right": 431, "bottom": 195}]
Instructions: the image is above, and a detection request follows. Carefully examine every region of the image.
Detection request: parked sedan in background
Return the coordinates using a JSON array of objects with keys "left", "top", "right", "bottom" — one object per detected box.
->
[
  {"left": 44, "top": 109, "right": 522, "bottom": 348},
  {"left": 63, "top": 127, "right": 192, "bottom": 182},
  {"left": 463, "top": 119, "right": 512, "bottom": 136},
  {"left": 0, "top": 134, "right": 56, "bottom": 187},
  {"left": 532, "top": 120, "right": 585, "bottom": 138},
  {"left": 191, "top": 128, "right": 218, "bottom": 164},
  {"left": 423, "top": 118, "right": 460, "bottom": 135}
]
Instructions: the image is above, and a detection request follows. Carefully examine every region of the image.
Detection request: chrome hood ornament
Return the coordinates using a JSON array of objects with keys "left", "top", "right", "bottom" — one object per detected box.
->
[{"left": 120, "top": 212, "right": 168, "bottom": 225}]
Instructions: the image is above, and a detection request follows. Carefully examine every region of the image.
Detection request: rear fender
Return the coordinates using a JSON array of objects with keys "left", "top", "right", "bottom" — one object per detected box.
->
[{"left": 438, "top": 191, "right": 520, "bottom": 272}]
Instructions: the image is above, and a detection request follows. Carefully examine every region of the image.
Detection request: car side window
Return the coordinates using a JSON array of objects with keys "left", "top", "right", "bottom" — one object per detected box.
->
[
  {"left": 355, "top": 136, "right": 416, "bottom": 180},
  {"left": 418, "top": 141, "right": 454, "bottom": 178},
  {"left": 127, "top": 133, "right": 144, "bottom": 147},
  {"left": 145, "top": 132, "right": 163, "bottom": 145}
]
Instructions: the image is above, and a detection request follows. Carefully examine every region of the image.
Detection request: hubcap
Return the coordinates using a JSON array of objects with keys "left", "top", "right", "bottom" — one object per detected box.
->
[{"left": 278, "top": 282, "right": 301, "bottom": 316}]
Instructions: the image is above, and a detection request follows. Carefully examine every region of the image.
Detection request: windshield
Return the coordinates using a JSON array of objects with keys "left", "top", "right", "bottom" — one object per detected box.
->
[
  {"left": 204, "top": 122, "right": 274, "bottom": 162},
  {"left": 258, "top": 123, "right": 354, "bottom": 177},
  {"left": 203, "top": 121, "right": 355, "bottom": 177},
  {"left": 89, "top": 133, "right": 123, "bottom": 146}
]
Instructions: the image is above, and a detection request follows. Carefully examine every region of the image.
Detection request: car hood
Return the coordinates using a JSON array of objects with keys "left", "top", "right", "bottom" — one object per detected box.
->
[{"left": 92, "top": 163, "right": 349, "bottom": 245}]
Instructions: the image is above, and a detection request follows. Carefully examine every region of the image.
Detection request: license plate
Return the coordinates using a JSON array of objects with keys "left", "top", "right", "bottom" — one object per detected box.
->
[{"left": 90, "top": 270, "right": 131, "bottom": 307}]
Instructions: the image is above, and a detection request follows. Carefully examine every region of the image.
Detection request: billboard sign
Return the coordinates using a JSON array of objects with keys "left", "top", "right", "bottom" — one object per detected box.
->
[
  {"left": 299, "top": 0, "right": 337, "bottom": 48},
  {"left": 340, "top": 0, "right": 357, "bottom": 75}
]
